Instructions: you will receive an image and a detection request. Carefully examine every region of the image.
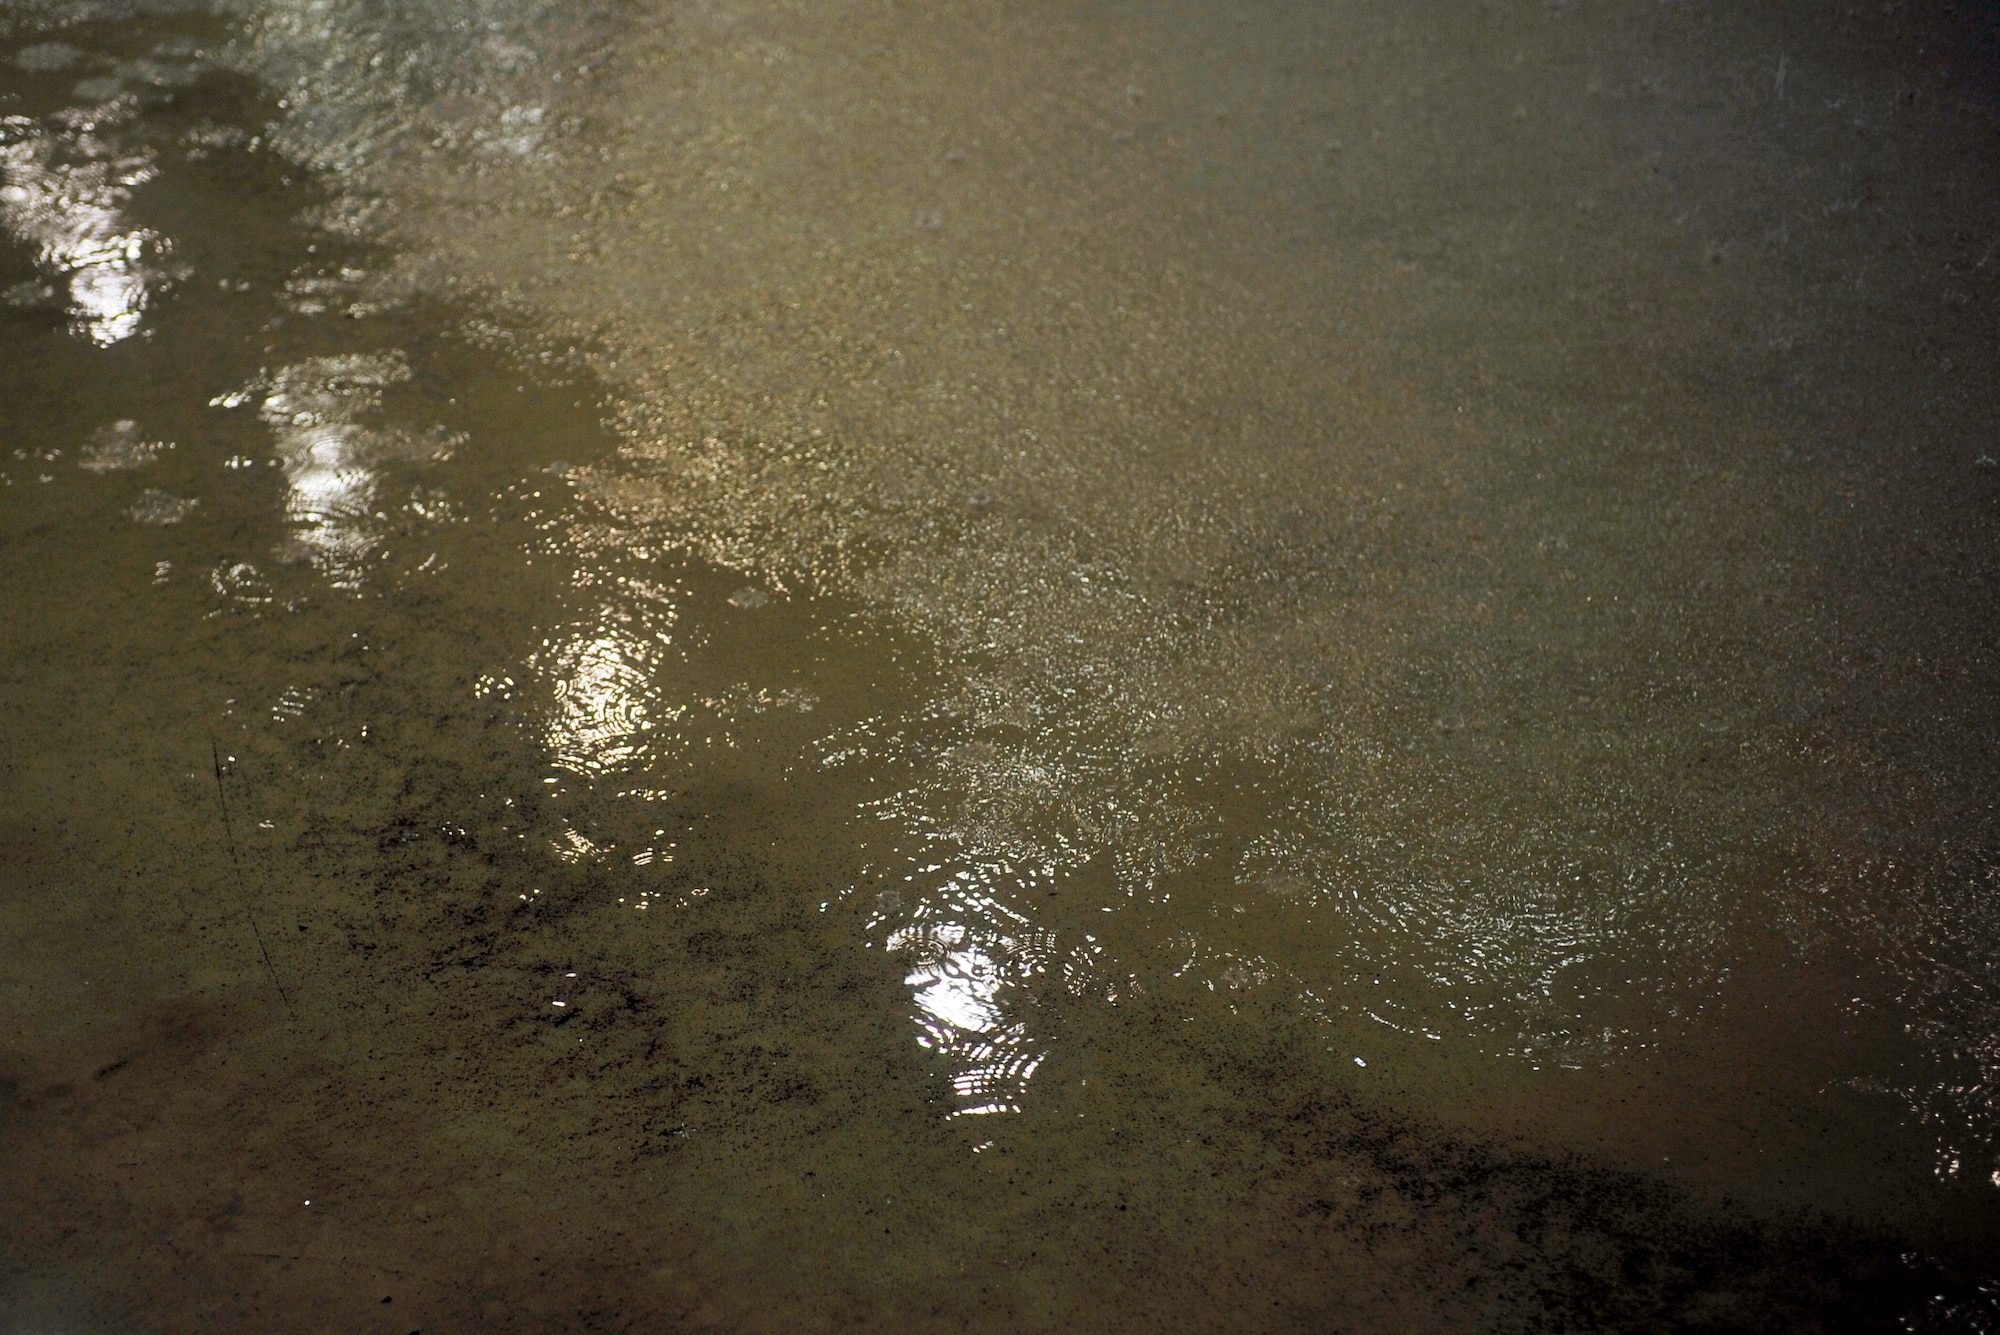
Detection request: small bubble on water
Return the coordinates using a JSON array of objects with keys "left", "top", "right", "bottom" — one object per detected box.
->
[{"left": 129, "top": 489, "right": 197, "bottom": 525}]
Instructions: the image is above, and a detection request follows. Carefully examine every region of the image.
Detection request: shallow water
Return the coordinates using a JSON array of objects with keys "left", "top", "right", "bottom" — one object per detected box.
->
[{"left": 3, "top": 0, "right": 1999, "bottom": 1329}]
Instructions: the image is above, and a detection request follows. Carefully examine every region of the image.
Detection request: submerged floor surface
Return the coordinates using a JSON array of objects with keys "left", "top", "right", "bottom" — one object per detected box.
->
[{"left": 3, "top": 0, "right": 2000, "bottom": 1330}]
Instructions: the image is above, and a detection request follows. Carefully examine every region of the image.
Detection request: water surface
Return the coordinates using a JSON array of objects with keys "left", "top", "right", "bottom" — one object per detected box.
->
[{"left": 3, "top": 0, "right": 2000, "bottom": 1329}]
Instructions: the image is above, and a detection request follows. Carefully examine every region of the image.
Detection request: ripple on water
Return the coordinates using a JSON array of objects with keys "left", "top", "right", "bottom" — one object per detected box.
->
[
  {"left": 201, "top": 353, "right": 466, "bottom": 588},
  {"left": 0, "top": 97, "right": 173, "bottom": 344}
]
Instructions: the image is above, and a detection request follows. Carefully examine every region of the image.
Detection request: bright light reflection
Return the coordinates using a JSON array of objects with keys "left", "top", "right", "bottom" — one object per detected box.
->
[
  {"left": 534, "top": 621, "right": 679, "bottom": 777},
  {"left": 241, "top": 354, "right": 455, "bottom": 590},
  {"left": 885, "top": 863, "right": 1056, "bottom": 1117},
  {"left": 0, "top": 108, "right": 165, "bottom": 344},
  {"left": 274, "top": 420, "right": 383, "bottom": 585}
]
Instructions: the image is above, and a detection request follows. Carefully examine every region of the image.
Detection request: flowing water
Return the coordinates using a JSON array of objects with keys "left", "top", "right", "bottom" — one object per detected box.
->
[{"left": 3, "top": 0, "right": 2000, "bottom": 1329}]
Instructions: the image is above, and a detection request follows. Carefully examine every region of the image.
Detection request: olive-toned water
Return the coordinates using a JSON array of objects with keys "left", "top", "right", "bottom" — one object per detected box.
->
[{"left": 3, "top": 1, "right": 1999, "bottom": 1330}]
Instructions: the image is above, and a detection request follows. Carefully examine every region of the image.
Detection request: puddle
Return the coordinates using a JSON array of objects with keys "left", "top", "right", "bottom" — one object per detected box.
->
[{"left": 3, "top": 2, "right": 1999, "bottom": 1331}]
